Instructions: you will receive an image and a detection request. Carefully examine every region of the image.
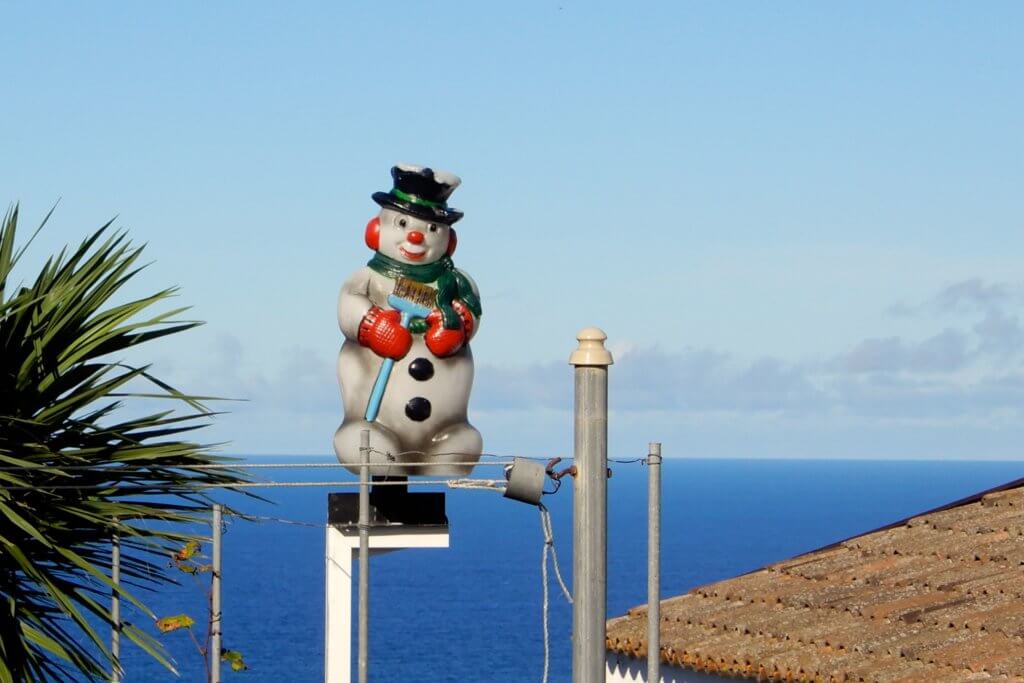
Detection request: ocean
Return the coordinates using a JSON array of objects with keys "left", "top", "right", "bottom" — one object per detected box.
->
[{"left": 116, "top": 457, "right": 1023, "bottom": 682}]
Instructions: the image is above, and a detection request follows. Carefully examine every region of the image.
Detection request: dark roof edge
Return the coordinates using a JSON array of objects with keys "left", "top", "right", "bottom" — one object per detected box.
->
[{"left": 744, "top": 474, "right": 1024, "bottom": 575}]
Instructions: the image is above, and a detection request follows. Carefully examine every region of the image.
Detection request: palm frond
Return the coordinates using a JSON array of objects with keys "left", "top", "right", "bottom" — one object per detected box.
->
[{"left": 0, "top": 206, "right": 250, "bottom": 682}]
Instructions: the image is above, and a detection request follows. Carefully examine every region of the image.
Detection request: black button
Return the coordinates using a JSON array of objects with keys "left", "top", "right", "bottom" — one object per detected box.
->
[
  {"left": 408, "top": 358, "right": 434, "bottom": 381},
  {"left": 405, "top": 397, "right": 432, "bottom": 422}
]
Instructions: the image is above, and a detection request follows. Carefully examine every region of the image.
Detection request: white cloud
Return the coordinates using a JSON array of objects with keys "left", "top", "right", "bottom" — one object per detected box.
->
[
  {"left": 933, "top": 278, "right": 1015, "bottom": 313},
  {"left": 832, "top": 329, "right": 971, "bottom": 374},
  {"left": 889, "top": 278, "right": 1024, "bottom": 317},
  {"left": 973, "top": 309, "right": 1024, "bottom": 359}
]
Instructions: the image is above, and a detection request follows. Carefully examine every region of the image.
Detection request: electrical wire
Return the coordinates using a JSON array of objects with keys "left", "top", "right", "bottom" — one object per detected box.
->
[
  {"left": 229, "top": 512, "right": 324, "bottom": 529},
  {"left": 0, "top": 478, "right": 509, "bottom": 492},
  {"left": 0, "top": 451, "right": 650, "bottom": 492},
  {"left": 0, "top": 451, "right": 651, "bottom": 472}
]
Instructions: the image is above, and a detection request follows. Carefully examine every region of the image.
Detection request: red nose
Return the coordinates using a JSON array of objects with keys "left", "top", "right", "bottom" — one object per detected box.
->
[{"left": 407, "top": 231, "right": 425, "bottom": 245}]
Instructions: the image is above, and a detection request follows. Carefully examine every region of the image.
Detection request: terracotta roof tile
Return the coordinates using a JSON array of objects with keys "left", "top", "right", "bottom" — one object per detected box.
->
[
  {"left": 985, "top": 609, "right": 1024, "bottom": 640},
  {"left": 992, "top": 654, "right": 1024, "bottom": 677},
  {"left": 983, "top": 489, "right": 1024, "bottom": 508},
  {"left": 607, "top": 478, "right": 1024, "bottom": 682},
  {"left": 926, "top": 564, "right": 1010, "bottom": 593}
]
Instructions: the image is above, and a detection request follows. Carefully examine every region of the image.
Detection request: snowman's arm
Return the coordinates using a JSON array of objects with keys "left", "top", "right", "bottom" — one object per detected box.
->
[
  {"left": 457, "top": 268, "right": 482, "bottom": 340},
  {"left": 338, "top": 267, "right": 374, "bottom": 342}
]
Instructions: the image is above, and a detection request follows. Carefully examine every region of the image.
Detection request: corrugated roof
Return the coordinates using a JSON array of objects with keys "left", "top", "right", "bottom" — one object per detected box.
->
[{"left": 607, "top": 480, "right": 1024, "bottom": 681}]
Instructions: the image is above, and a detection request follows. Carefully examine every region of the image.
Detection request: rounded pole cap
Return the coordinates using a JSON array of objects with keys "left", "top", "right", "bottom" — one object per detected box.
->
[{"left": 569, "top": 327, "right": 614, "bottom": 366}]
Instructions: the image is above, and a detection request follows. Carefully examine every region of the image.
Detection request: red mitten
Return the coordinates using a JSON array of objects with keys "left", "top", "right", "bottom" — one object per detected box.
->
[
  {"left": 424, "top": 309, "right": 467, "bottom": 358},
  {"left": 358, "top": 306, "right": 412, "bottom": 359},
  {"left": 453, "top": 300, "right": 475, "bottom": 340}
]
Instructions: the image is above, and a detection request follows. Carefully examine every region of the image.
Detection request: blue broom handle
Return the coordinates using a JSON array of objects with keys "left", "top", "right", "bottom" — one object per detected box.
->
[{"left": 364, "top": 296, "right": 431, "bottom": 422}]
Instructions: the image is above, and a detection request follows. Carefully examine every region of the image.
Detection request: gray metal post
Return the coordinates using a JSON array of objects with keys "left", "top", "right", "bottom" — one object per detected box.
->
[
  {"left": 647, "top": 442, "right": 662, "bottom": 683},
  {"left": 358, "top": 429, "right": 370, "bottom": 683},
  {"left": 211, "top": 504, "right": 222, "bottom": 683},
  {"left": 110, "top": 528, "right": 121, "bottom": 683},
  {"left": 569, "top": 327, "right": 613, "bottom": 683}
]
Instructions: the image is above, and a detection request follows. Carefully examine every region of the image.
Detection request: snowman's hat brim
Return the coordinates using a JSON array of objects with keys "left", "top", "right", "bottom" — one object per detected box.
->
[{"left": 372, "top": 191, "right": 464, "bottom": 225}]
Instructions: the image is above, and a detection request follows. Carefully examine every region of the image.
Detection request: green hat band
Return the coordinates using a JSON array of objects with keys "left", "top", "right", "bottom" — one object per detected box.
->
[{"left": 392, "top": 188, "right": 445, "bottom": 209}]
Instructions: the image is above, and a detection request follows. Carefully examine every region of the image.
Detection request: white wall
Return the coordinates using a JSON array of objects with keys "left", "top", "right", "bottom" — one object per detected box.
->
[{"left": 606, "top": 653, "right": 724, "bottom": 683}]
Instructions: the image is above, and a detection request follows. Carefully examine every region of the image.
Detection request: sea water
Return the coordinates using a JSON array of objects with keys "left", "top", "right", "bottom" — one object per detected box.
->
[{"left": 115, "top": 458, "right": 1022, "bottom": 682}]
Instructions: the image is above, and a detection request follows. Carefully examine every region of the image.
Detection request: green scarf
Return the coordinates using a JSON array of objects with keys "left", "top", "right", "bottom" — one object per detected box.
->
[{"left": 367, "top": 253, "right": 482, "bottom": 330}]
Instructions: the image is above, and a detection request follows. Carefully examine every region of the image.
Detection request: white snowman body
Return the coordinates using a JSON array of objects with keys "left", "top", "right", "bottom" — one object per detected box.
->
[{"left": 333, "top": 199, "right": 482, "bottom": 476}]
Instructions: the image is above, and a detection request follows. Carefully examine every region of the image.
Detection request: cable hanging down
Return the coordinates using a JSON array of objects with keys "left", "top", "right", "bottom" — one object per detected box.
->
[{"left": 539, "top": 502, "right": 572, "bottom": 683}]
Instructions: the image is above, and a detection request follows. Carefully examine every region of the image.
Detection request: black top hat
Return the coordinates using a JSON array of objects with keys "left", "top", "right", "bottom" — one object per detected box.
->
[{"left": 372, "top": 165, "right": 464, "bottom": 224}]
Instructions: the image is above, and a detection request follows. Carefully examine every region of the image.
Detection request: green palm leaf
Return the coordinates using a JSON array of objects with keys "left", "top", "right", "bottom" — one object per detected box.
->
[{"left": 0, "top": 205, "right": 250, "bottom": 681}]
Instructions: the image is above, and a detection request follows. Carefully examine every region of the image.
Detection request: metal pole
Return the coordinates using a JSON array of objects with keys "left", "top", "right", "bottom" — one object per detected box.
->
[
  {"left": 110, "top": 527, "right": 121, "bottom": 683},
  {"left": 358, "top": 429, "right": 370, "bottom": 683},
  {"left": 647, "top": 442, "right": 662, "bottom": 683},
  {"left": 211, "top": 504, "right": 222, "bottom": 683},
  {"left": 569, "top": 327, "right": 613, "bottom": 683}
]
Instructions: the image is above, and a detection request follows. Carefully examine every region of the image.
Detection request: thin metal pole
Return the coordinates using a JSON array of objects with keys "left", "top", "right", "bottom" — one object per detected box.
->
[
  {"left": 647, "top": 442, "right": 662, "bottom": 683},
  {"left": 358, "top": 429, "right": 370, "bottom": 683},
  {"left": 110, "top": 527, "right": 121, "bottom": 683},
  {"left": 569, "top": 328, "right": 613, "bottom": 683},
  {"left": 211, "top": 504, "right": 222, "bottom": 683}
]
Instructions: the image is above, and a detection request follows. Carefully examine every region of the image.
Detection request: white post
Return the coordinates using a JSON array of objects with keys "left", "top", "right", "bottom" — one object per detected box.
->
[
  {"left": 324, "top": 527, "right": 449, "bottom": 682},
  {"left": 211, "top": 504, "right": 223, "bottom": 683},
  {"left": 647, "top": 442, "right": 662, "bottom": 683},
  {"left": 325, "top": 523, "right": 354, "bottom": 683},
  {"left": 569, "top": 327, "right": 613, "bottom": 683}
]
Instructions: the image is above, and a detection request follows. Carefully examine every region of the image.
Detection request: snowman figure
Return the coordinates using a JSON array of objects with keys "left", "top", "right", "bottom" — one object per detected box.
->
[{"left": 334, "top": 164, "right": 483, "bottom": 476}]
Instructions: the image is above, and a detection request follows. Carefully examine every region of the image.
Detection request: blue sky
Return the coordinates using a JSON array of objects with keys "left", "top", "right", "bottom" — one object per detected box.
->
[{"left": 2, "top": 2, "right": 1022, "bottom": 459}]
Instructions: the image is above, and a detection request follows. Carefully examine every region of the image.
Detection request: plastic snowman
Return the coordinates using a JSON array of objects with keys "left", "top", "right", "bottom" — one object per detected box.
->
[{"left": 333, "top": 164, "right": 483, "bottom": 476}]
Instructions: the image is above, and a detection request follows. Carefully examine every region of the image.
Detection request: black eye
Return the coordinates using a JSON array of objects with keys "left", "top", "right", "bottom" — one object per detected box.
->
[
  {"left": 428, "top": 224, "right": 438, "bottom": 233},
  {"left": 398, "top": 218, "right": 407, "bottom": 228}
]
